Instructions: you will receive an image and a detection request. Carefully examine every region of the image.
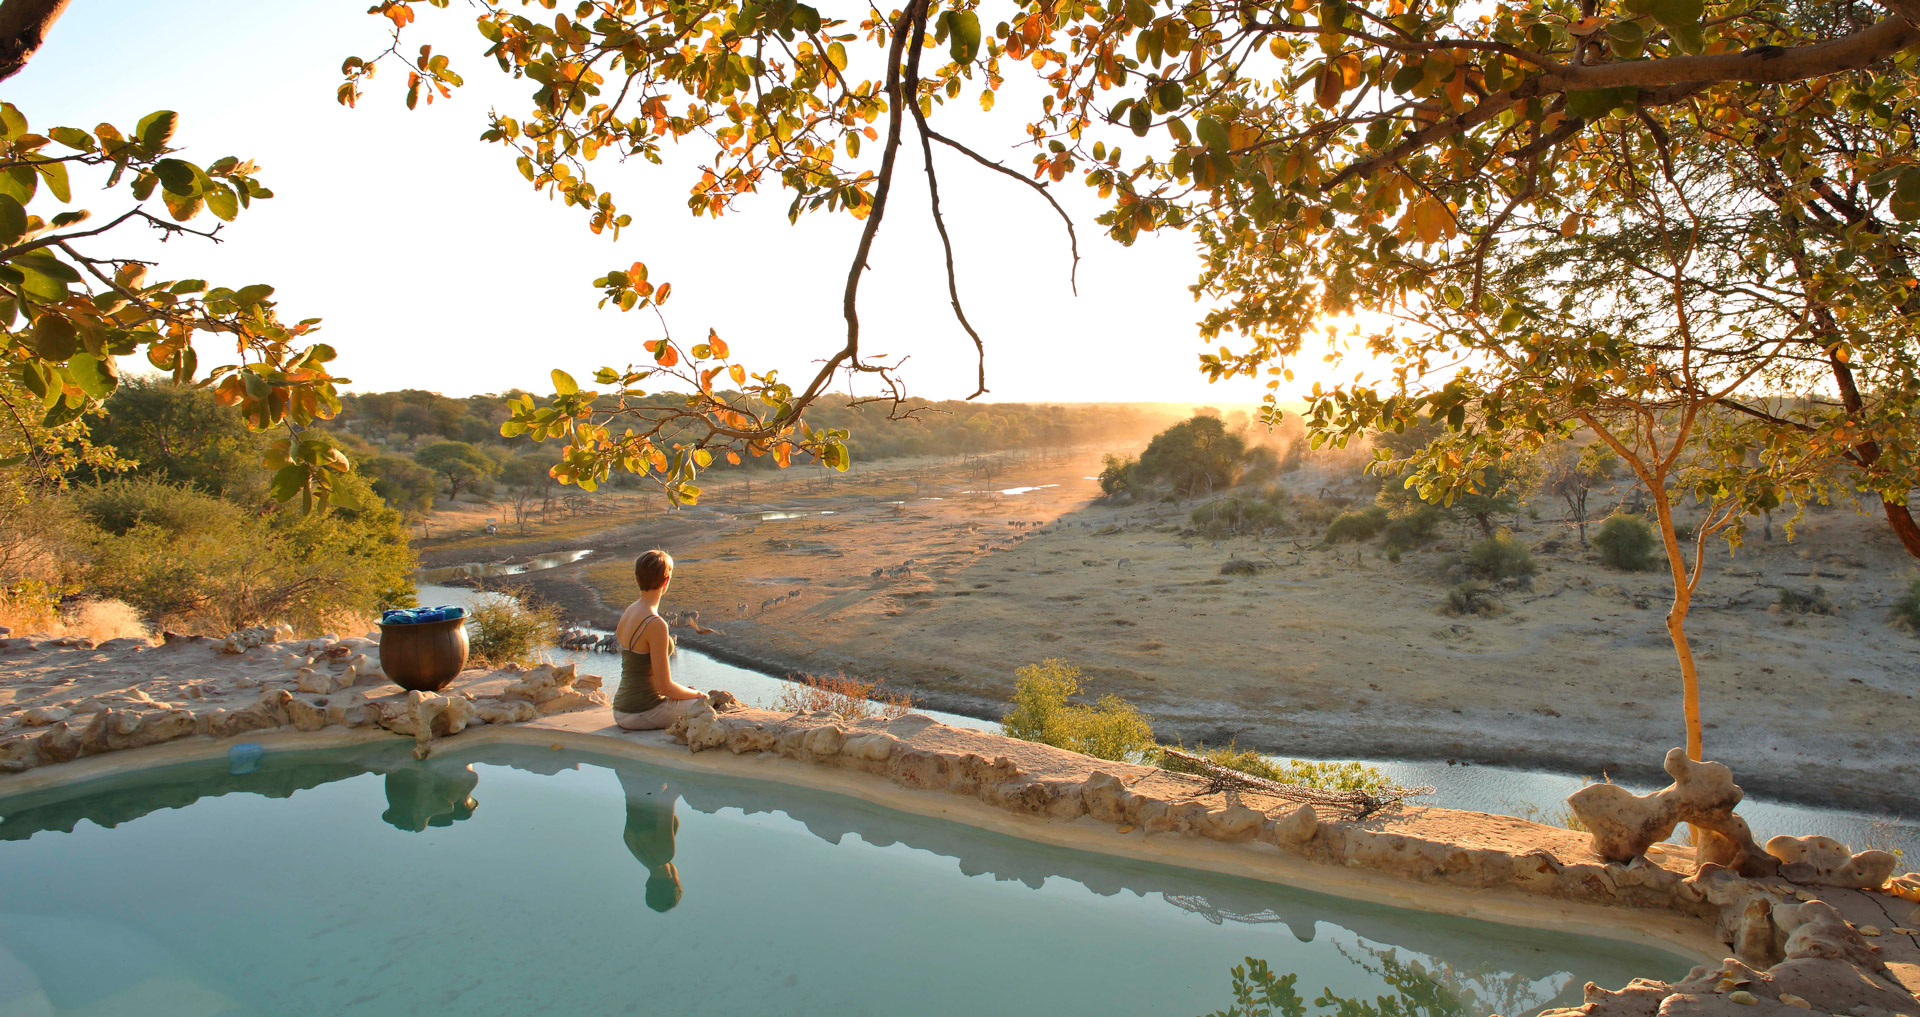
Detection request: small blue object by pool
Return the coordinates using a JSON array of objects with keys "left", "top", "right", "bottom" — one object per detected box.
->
[
  {"left": 380, "top": 606, "right": 466, "bottom": 626},
  {"left": 226, "top": 742, "right": 264, "bottom": 775}
]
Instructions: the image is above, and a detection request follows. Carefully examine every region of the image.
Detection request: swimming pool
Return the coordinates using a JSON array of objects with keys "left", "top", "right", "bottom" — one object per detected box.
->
[{"left": 0, "top": 744, "right": 1689, "bottom": 1017}]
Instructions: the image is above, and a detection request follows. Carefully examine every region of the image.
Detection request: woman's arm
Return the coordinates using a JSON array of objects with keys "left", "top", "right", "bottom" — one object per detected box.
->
[{"left": 645, "top": 619, "right": 704, "bottom": 700}]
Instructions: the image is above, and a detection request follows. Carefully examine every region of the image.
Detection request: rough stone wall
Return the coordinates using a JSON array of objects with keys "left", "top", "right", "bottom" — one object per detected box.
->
[{"left": 0, "top": 635, "right": 604, "bottom": 770}]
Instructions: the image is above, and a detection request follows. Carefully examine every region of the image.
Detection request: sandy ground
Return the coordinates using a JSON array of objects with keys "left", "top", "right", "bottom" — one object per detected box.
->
[{"left": 417, "top": 449, "right": 1920, "bottom": 815}]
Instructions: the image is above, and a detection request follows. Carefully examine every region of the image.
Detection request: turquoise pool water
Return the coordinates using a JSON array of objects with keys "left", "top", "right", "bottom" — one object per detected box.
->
[{"left": 0, "top": 744, "right": 1689, "bottom": 1017}]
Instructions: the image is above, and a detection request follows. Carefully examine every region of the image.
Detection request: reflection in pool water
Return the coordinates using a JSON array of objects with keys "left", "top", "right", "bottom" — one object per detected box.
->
[{"left": 0, "top": 744, "right": 1690, "bottom": 1017}]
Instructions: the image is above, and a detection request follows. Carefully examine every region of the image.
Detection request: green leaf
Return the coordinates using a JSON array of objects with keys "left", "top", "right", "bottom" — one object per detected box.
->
[
  {"left": 0, "top": 103, "right": 25, "bottom": 139},
  {"left": 0, "top": 165, "right": 36, "bottom": 203},
  {"left": 32, "top": 314, "right": 78, "bottom": 360},
  {"left": 1890, "top": 169, "right": 1920, "bottom": 221},
  {"left": 1156, "top": 80, "right": 1185, "bottom": 112},
  {"left": 551, "top": 368, "right": 578, "bottom": 395},
  {"left": 47, "top": 126, "right": 94, "bottom": 152},
  {"left": 947, "top": 10, "right": 982, "bottom": 64},
  {"left": 0, "top": 194, "right": 26, "bottom": 244},
  {"left": 1605, "top": 20, "right": 1645, "bottom": 58},
  {"left": 137, "top": 110, "right": 179, "bottom": 149},
  {"left": 155, "top": 158, "right": 198, "bottom": 196},
  {"left": 233, "top": 283, "right": 274, "bottom": 307},
  {"left": 1390, "top": 63, "right": 1424, "bottom": 94},
  {"left": 326, "top": 479, "right": 365, "bottom": 513},
  {"left": 204, "top": 183, "right": 239, "bottom": 221},
  {"left": 268, "top": 463, "right": 308, "bottom": 503},
  {"left": 66, "top": 351, "right": 117, "bottom": 398},
  {"left": 13, "top": 250, "right": 80, "bottom": 283},
  {"left": 1565, "top": 87, "right": 1635, "bottom": 119},
  {"left": 1667, "top": 21, "right": 1706, "bottom": 53},
  {"left": 1196, "top": 115, "right": 1229, "bottom": 153},
  {"left": 34, "top": 160, "right": 69, "bottom": 202}
]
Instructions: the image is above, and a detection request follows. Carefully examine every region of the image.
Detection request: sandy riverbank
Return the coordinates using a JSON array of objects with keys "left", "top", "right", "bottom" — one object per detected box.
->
[{"left": 417, "top": 449, "right": 1920, "bottom": 816}]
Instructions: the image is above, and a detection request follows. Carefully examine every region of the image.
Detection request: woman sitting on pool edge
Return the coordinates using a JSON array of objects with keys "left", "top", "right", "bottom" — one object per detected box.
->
[{"left": 612, "top": 549, "right": 712, "bottom": 730}]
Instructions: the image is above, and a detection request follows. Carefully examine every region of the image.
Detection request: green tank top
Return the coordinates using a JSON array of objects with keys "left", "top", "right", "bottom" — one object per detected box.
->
[{"left": 613, "top": 616, "right": 673, "bottom": 714}]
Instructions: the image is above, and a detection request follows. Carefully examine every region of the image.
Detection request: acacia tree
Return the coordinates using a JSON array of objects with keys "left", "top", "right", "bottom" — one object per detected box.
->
[{"left": 1543, "top": 441, "right": 1617, "bottom": 545}]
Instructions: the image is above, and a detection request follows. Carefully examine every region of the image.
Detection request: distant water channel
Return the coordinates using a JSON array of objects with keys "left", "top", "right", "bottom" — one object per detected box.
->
[{"left": 415, "top": 573, "right": 1917, "bottom": 862}]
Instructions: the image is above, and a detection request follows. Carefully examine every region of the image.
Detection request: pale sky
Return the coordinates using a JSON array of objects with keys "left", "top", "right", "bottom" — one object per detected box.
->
[{"left": 11, "top": 1, "right": 1358, "bottom": 407}]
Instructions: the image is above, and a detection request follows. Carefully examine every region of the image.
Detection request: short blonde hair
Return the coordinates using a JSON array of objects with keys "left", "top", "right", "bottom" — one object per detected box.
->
[{"left": 635, "top": 549, "right": 673, "bottom": 591}]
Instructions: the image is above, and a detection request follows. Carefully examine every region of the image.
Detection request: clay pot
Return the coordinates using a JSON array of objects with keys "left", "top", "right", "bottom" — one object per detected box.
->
[{"left": 378, "top": 616, "right": 469, "bottom": 692}]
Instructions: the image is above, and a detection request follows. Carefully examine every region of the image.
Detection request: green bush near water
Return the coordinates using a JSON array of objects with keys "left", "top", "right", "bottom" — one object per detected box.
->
[
  {"left": 1001, "top": 659, "right": 1158, "bottom": 764},
  {"left": 1002, "top": 664, "right": 1389, "bottom": 792},
  {"left": 466, "top": 594, "right": 560, "bottom": 667}
]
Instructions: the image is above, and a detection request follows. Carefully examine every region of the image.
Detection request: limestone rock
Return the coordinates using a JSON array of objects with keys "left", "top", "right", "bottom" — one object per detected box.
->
[
  {"left": 667, "top": 701, "right": 725, "bottom": 751},
  {"left": 841, "top": 732, "right": 896, "bottom": 762},
  {"left": 286, "top": 695, "right": 331, "bottom": 732},
  {"left": 1204, "top": 804, "right": 1265, "bottom": 841},
  {"left": 499, "top": 663, "right": 605, "bottom": 714},
  {"left": 1081, "top": 771, "right": 1131, "bottom": 823},
  {"left": 1269, "top": 803, "right": 1319, "bottom": 846},
  {"left": 473, "top": 699, "right": 538, "bottom": 725},
  {"left": 1567, "top": 748, "right": 1777, "bottom": 876},
  {"left": 1773, "top": 900, "right": 1887, "bottom": 974},
  {"left": 294, "top": 667, "right": 353, "bottom": 695},
  {"left": 1764, "top": 835, "right": 1897, "bottom": 890},
  {"left": 802, "top": 725, "right": 845, "bottom": 757},
  {"left": 381, "top": 690, "right": 479, "bottom": 757},
  {"left": 0, "top": 734, "right": 38, "bottom": 772},
  {"left": 21, "top": 705, "right": 71, "bottom": 726}
]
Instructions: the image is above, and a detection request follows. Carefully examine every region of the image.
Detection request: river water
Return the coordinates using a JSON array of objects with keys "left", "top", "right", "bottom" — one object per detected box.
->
[{"left": 416, "top": 576, "right": 1917, "bottom": 862}]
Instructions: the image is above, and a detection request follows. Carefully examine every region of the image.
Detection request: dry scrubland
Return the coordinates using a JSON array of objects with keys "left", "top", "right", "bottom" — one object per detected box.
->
[{"left": 419, "top": 449, "right": 1920, "bottom": 814}]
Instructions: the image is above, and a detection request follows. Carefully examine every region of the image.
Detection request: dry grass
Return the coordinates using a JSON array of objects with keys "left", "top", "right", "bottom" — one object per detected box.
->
[
  {"left": 772, "top": 671, "right": 915, "bottom": 723},
  {"left": 0, "top": 597, "right": 152, "bottom": 643}
]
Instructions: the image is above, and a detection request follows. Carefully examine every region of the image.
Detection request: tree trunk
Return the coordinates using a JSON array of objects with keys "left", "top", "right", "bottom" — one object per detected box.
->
[
  {"left": 1648, "top": 473, "right": 1705, "bottom": 761},
  {"left": 0, "top": 0, "right": 71, "bottom": 82}
]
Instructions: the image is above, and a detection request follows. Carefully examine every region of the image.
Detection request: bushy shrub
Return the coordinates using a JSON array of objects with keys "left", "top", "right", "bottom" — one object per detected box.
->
[
  {"left": 1775, "top": 585, "right": 1835, "bottom": 616},
  {"left": 1381, "top": 506, "right": 1442, "bottom": 551},
  {"left": 465, "top": 593, "right": 559, "bottom": 667},
  {"left": 1163, "top": 742, "right": 1391, "bottom": 793},
  {"left": 1594, "top": 513, "right": 1659, "bottom": 571},
  {"left": 76, "top": 477, "right": 416, "bottom": 634},
  {"left": 1894, "top": 580, "right": 1920, "bottom": 633},
  {"left": 773, "top": 671, "right": 915, "bottom": 722},
  {"left": 1001, "top": 659, "right": 1156, "bottom": 764},
  {"left": 1096, "top": 454, "right": 1136, "bottom": 498},
  {"left": 1277, "top": 441, "right": 1305, "bottom": 473},
  {"left": 1190, "top": 497, "right": 1285, "bottom": 538},
  {"left": 1465, "top": 533, "right": 1537, "bottom": 580},
  {"left": 76, "top": 476, "right": 248, "bottom": 536},
  {"left": 1442, "top": 582, "right": 1504, "bottom": 616},
  {"left": 1322, "top": 506, "right": 1389, "bottom": 543}
]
